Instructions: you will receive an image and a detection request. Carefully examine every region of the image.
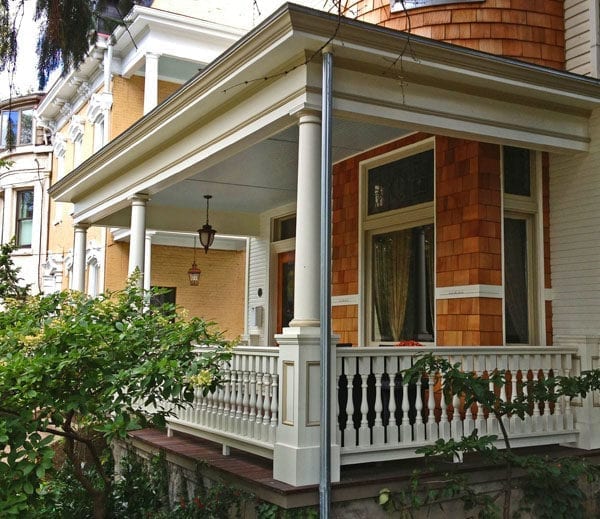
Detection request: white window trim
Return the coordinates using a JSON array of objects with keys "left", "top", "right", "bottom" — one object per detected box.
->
[
  {"left": 359, "top": 137, "right": 436, "bottom": 346},
  {"left": 391, "top": 0, "right": 483, "bottom": 12},
  {"left": 501, "top": 148, "right": 544, "bottom": 345}
]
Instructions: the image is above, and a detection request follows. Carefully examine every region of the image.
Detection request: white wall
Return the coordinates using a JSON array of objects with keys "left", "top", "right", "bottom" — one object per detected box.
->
[
  {"left": 549, "top": 107, "right": 600, "bottom": 336},
  {"left": 564, "top": 0, "right": 596, "bottom": 77}
]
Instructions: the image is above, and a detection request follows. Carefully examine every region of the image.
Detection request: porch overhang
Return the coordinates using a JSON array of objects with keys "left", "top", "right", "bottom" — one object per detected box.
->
[{"left": 49, "top": 3, "right": 600, "bottom": 228}]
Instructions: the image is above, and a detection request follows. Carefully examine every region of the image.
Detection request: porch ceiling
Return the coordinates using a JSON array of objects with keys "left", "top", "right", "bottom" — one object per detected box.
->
[
  {"left": 96, "top": 119, "right": 409, "bottom": 233},
  {"left": 50, "top": 3, "right": 600, "bottom": 232}
]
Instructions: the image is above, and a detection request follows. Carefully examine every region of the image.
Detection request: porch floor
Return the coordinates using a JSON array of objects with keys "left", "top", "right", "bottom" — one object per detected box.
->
[{"left": 128, "top": 428, "right": 600, "bottom": 511}]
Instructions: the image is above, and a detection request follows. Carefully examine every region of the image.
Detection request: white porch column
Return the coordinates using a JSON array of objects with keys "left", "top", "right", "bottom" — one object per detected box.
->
[
  {"left": 2, "top": 185, "right": 13, "bottom": 243},
  {"left": 273, "top": 110, "right": 340, "bottom": 487},
  {"left": 143, "top": 232, "right": 153, "bottom": 291},
  {"left": 290, "top": 111, "right": 321, "bottom": 328},
  {"left": 128, "top": 194, "right": 148, "bottom": 283},
  {"left": 72, "top": 224, "right": 89, "bottom": 292},
  {"left": 143, "top": 53, "right": 160, "bottom": 115}
]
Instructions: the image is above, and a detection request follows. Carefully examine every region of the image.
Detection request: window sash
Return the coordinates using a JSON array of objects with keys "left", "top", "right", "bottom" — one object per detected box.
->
[
  {"left": 0, "top": 109, "right": 33, "bottom": 148},
  {"left": 16, "top": 190, "right": 34, "bottom": 247}
]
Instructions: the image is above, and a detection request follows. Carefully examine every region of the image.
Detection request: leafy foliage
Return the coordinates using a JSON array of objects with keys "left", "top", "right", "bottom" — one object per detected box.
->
[
  {"left": 0, "top": 277, "right": 232, "bottom": 518},
  {"left": 0, "top": 238, "right": 30, "bottom": 302},
  {"left": 380, "top": 354, "right": 600, "bottom": 518}
]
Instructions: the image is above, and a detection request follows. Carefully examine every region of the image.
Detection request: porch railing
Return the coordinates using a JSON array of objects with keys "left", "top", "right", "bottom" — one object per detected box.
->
[
  {"left": 167, "top": 346, "right": 279, "bottom": 459},
  {"left": 166, "top": 344, "right": 582, "bottom": 469},
  {"left": 337, "top": 346, "right": 579, "bottom": 465}
]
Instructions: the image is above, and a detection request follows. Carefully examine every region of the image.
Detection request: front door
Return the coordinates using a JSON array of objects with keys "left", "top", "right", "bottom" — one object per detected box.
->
[{"left": 276, "top": 251, "right": 295, "bottom": 334}]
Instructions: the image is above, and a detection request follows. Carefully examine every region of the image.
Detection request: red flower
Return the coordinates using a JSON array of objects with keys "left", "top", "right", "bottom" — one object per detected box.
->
[{"left": 395, "top": 340, "right": 423, "bottom": 346}]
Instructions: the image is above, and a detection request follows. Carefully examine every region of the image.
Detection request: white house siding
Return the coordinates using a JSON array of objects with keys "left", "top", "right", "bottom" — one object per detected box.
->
[
  {"left": 247, "top": 234, "right": 269, "bottom": 346},
  {"left": 564, "top": 0, "right": 593, "bottom": 76},
  {"left": 549, "top": 108, "right": 600, "bottom": 337}
]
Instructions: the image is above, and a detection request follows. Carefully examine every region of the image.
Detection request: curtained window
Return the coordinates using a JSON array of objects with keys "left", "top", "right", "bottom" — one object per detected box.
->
[
  {"left": 371, "top": 225, "right": 434, "bottom": 342},
  {"left": 366, "top": 144, "right": 435, "bottom": 344},
  {"left": 504, "top": 218, "right": 529, "bottom": 343}
]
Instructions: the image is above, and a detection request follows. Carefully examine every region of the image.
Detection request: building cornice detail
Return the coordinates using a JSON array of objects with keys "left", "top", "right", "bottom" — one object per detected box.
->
[
  {"left": 67, "top": 115, "right": 85, "bottom": 142},
  {"left": 87, "top": 92, "right": 113, "bottom": 123}
]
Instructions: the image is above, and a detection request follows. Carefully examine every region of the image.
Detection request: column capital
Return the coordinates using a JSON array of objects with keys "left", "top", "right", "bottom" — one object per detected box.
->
[
  {"left": 128, "top": 193, "right": 150, "bottom": 204},
  {"left": 289, "top": 104, "right": 321, "bottom": 121},
  {"left": 73, "top": 223, "right": 90, "bottom": 231}
]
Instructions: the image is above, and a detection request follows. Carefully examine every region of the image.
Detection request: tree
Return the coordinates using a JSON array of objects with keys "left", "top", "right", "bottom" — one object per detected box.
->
[
  {"left": 0, "top": 0, "right": 143, "bottom": 91},
  {"left": 0, "top": 277, "right": 232, "bottom": 518},
  {"left": 0, "top": 238, "right": 30, "bottom": 302}
]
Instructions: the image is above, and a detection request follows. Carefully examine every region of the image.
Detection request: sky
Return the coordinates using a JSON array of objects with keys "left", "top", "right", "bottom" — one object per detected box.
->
[{"left": 0, "top": 1, "right": 55, "bottom": 101}]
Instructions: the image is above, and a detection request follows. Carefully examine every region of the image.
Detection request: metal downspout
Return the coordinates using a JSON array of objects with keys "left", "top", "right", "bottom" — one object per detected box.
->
[{"left": 319, "top": 47, "right": 334, "bottom": 518}]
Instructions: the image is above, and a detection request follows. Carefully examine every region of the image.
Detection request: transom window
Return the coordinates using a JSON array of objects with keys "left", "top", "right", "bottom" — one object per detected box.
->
[
  {"left": 364, "top": 143, "right": 435, "bottom": 344},
  {"left": 1, "top": 108, "right": 33, "bottom": 148},
  {"left": 16, "top": 189, "right": 34, "bottom": 248},
  {"left": 368, "top": 149, "right": 434, "bottom": 214}
]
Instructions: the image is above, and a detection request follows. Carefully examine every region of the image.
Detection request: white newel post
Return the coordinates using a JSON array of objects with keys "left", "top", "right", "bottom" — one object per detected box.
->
[
  {"left": 273, "top": 111, "right": 340, "bottom": 486},
  {"left": 128, "top": 194, "right": 148, "bottom": 285},
  {"left": 72, "top": 224, "right": 89, "bottom": 292},
  {"left": 557, "top": 335, "right": 600, "bottom": 449}
]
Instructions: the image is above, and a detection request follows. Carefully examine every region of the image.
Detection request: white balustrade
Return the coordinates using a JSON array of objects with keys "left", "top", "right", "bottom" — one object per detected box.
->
[
  {"left": 166, "top": 344, "right": 583, "bottom": 472},
  {"left": 336, "top": 346, "right": 581, "bottom": 466},
  {"left": 166, "top": 346, "right": 280, "bottom": 459}
]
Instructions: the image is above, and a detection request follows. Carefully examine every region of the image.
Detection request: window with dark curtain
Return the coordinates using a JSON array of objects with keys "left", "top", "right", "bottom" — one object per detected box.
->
[{"left": 504, "top": 218, "right": 529, "bottom": 343}]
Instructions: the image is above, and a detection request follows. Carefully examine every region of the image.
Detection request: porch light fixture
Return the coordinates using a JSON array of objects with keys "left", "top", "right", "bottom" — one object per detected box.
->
[
  {"left": 197, "top": 195, "right": 217, "bottom": 254},
  {"left": 187, "top": 237, "right": 201, "bottom": 286}
]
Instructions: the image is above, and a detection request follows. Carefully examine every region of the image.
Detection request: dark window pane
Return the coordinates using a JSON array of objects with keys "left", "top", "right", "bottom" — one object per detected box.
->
[
  {"left": 504, "top": 218, "right": 529, "bottom": 343},
  {"left": 274, "top": 215, "right": 296, "bottom": 241},
  {"left": 368, "top": 150, "right": 434, "bottom": 215},
  {"left": 503, "top": 146, "right": 530, "bottom": 196}
]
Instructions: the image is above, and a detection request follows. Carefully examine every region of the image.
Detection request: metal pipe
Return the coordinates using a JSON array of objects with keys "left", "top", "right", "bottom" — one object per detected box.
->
[{"left": 319, "top": 47, "right": 334, "bottom": 519}]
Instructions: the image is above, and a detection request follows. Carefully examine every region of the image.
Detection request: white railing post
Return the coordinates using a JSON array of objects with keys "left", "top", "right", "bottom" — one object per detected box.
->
[{"left": 557, "top": 335, "right": 600, "bottom": 449}]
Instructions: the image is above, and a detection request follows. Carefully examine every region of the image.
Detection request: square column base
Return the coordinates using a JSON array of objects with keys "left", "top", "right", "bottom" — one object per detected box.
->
[{"left": 273, "top": 326, "right": 340, "bottom": 487}]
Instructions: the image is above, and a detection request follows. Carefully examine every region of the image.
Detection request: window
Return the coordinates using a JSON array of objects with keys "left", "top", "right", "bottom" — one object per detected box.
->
[
  {"left": 93, "top": 118, "right": 105, "bottom": 153},
  {"left": 371, "top": 224, "right": 434, "bottom": 342},
  {"left": 390, "top": 0, "right": 483, "bottom": 11},
  {"left": 1, "top": 108, "right": 33, "bottom": 148},
  {"left": 503, "top": 146, "right": 537, "bottom": 344},
  {"left": 273, "top": 214, "right": 296, "bottom": 241},
  {"left": 504, "top": 217, "right": 530, "bottom": 343},
  {"left": 364, "top": 144, "right": 435, "bottom": 344},
  {"left": 16, "top": 189, "right": 34, "bottom": 247}
]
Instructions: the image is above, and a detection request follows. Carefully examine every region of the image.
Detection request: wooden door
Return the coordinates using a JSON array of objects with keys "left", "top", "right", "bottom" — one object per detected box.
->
[{"left": 276, "top": 251, "right": 295, "bottom": 334}]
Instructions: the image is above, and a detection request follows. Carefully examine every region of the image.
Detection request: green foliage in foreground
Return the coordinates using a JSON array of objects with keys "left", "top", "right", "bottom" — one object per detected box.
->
[
  {"left": 0, "top": 275, "right": 233, "bottom": 518},
  {"left": 379, "top": 353, "right": 600, "bottom": 519}
]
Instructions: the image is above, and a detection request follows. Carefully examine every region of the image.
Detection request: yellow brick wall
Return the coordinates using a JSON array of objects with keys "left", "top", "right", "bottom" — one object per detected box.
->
[
  {"left": 104, "top": 240, "right": 246, "bottom": 340},
  {"left": 110, "top": 76, "right": 182, "bottom": 139}
]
